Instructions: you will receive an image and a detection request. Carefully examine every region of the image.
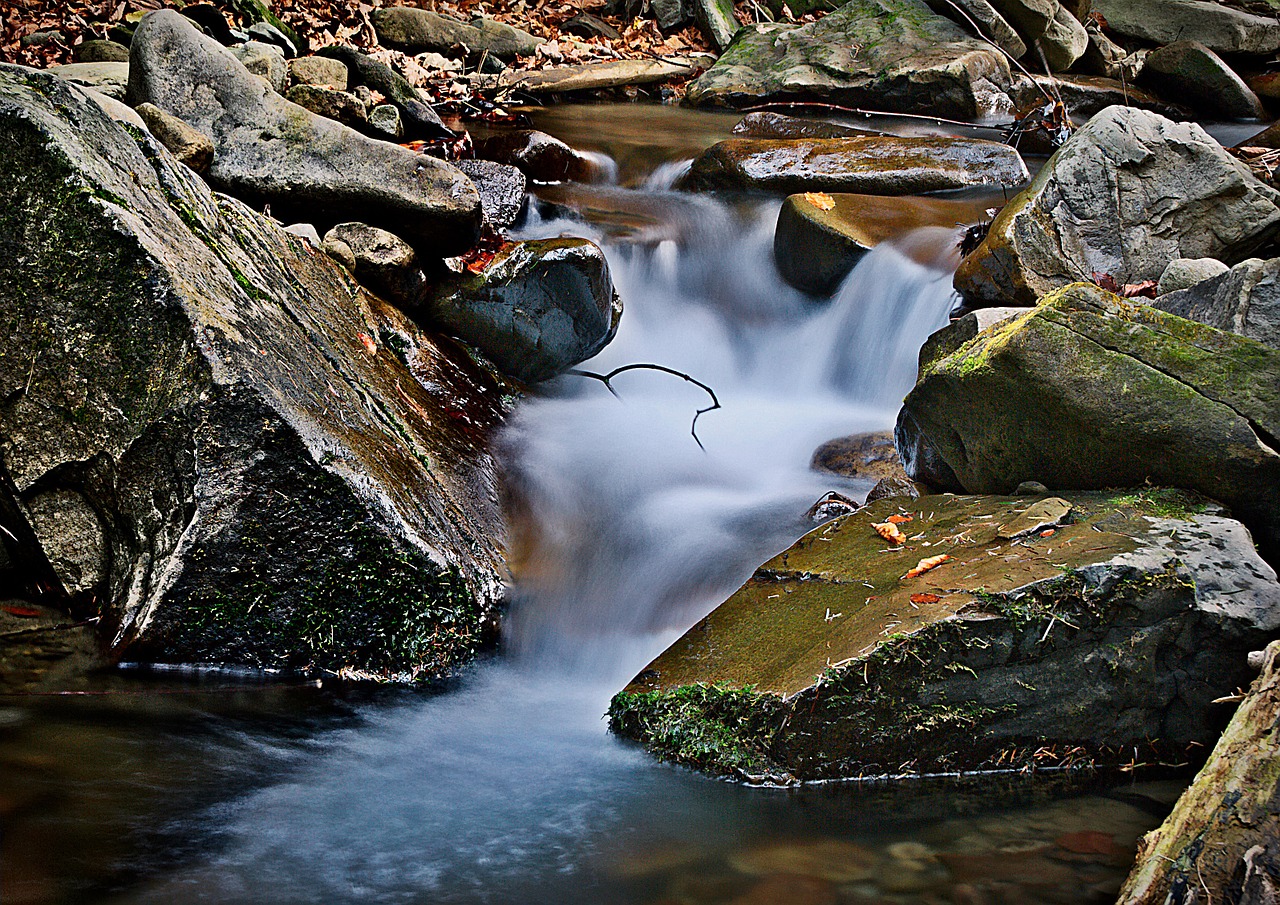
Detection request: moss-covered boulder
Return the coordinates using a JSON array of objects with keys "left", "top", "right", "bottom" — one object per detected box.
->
[
  {"left": 684, "top": 0, "right": 1015, "bottom": 120},
  {"left": 684, "top": 136, "right": 1028, "bottom": 196},
  {"left": 609, "top": 490, "right": 1280, "bottom": 781},
  {"left": 0, "top": 65, "right": 510, "bottom": 677},
  {"left": 895, "top": 282, "right": 1280, "bottom": 562}
]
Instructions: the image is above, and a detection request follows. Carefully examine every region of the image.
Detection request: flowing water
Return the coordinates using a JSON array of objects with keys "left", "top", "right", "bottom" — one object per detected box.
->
[{"left": 0, "top": 105, "right": 1178, "bottom": 905}]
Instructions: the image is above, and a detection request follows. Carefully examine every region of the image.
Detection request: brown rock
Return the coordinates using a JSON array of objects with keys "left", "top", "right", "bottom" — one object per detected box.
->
[
  {"left": 285, "top": 84, "right": 369, "bottom": 127},
  {"left": 810, "top": 431, "right": 907, "bottom": 483},
  {"left": 134, "top": 102, "right": 214, "bottom": 173}
]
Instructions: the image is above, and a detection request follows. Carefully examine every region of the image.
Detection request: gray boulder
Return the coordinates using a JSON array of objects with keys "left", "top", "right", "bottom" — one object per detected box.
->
[
  {"left": 289, "top": 55, "right": 349, "bottom": 90},
  {"left": 684, "top": 0, "right": 1016, "bottom": 120},
  {"left": 425, "top": 239, "right": 622, "bottom": 383},
  {"left": 732, "top": 111, "right": 885, "bottom": 140},
  {"left": 924, "top": 0, "right": 1026, "bottom": 59},
  {"left": 690, "top": 0, "right": 739, "bottom": 51},
  {"left": 315, "top": 46, "right": 453, "bottom": 141},
  {"left": 1156, "top": 257, "right": 1230, "bottom": 295},
  {"left": 474, "top": 130, "right": 593, "bottom": 184},
  {"left": 455, "top": 159, "right": 527, "bottom": 228},
  {"left": 285, "top": 84, "right": 369, "bottom": 127},
  {"left": 371, "top": 8, "right": 540, "bottom": 61},
  {"left": 47, "top": 61, "right": 130, "bottom": 99},
  {"left": 127, "top": 11, "right": 481, "bottom": 256},
  {"left": 1140, "top": 41, "right": 1266, "bottom": 121},
  {"left": 1092, "top": 0, "right": 1280, "bottom": 55},
  {"left": 956, "top": 106, "right": 1280, "bottom": 306},
  {"left": 321, "top": 222, "right": 427, "bottom": 308},
  {"left": 0, "top": 65, "right": 508, "bottom": 674},
  {"left": 1155, "top": 257, "right": 1280, "bottom": 350},
  {"left": 230, "top": 40, "right": 288, "bottom": 94},
  {"left": 368, "top": 104, "right": 404, "bottom": 140}
]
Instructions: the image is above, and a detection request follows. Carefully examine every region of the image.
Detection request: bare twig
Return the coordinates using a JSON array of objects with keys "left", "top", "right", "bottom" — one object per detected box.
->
[
  {"left": 936, "top": 0, "right": 1058, "bottom": 105},
  {"left": 739, "top": 100, "right": 1013, "bottom": 132},
  {"left": 568, "top": 363, "right": 721, "bottom": 451}
]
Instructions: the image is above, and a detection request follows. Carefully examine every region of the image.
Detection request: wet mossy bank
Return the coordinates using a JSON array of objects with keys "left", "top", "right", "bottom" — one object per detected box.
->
[{"left": 609, "top": 490, "right": 1280, "bottom": 782}]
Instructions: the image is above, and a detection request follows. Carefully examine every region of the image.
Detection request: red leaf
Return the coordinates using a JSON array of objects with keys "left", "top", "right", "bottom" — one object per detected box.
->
[{"left": 2, "top": 605, "right": 41, "bottom": 618}]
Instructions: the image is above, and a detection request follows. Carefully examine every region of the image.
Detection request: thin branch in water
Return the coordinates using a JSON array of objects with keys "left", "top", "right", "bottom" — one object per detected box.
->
[
  {"left": 739, "top": 100, "right": 1013, "bottom": 132},
  {"left": 568, "top": 363, "right": 721, "bottom": 452}
]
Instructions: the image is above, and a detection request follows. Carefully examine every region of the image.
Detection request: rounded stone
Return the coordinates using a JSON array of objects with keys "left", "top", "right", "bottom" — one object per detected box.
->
[{"left": 1157, "top": 258, "right": 1230, "bottom": 296}]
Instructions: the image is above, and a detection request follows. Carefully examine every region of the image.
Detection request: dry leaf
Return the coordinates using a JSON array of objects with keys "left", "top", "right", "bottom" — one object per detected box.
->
[
  {"left": 903, "top": 554, "right": 950, "bottom": 579},
  {"left": 802, "top": 191, "right": 835, "bottom": 211},
  {"left": 358, "top": 332, "right": 377, "bottom": 355},
  {"left": 886, "top": 514, "right": 912, "bottom": 524},
  {"left": 910, "top": 592, "right": 941, "bottom": 605},
  {"left": 873, "top": 522, "right": 907, "bottom": 545},
  {"left": 1039, "top": 528, "right": 1056, "bottom": 537}
]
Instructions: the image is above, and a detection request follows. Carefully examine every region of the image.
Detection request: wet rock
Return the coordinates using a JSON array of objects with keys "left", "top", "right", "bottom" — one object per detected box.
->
[
  {"left": 74, "top": 40, "right": 131, "bottom": 63},
  {"left": 455, "top": 159, "right": 527, "bottom": 228},
  {"left": 955, "top": 106, "right": 1280, "bottom": 306},
  {"left": 0, "top": 65, "right": 508, "bottom": 673},
  {"left": 230, "top": 40, "right": 288, "bottom": 94},
  {"left": 1119, "top": 641, "right": 1280, "bottom": 903},
  {"left": 367, "top": 104, "right": 403, "bottom": 139},
  {"left": 609, "top": 486, "right": 1280, "bottom": 780},
  {"left": 47, "top": 61, "right": 129, "bottom": 100},
  {"left": 685, "top": 0, "right": 1016, "bottom": 120},
  {"left": 897, "top": 282, "right": 1280, "bottom": 559},
  {"left": 685, "top": 136, "right": 1028, "bottom": 196},
  {"left": 484, "top": 58, "right": 699, "bottom": 95},
  {"left": 285, "top": 84, "right": 369, "bottom": 127},
  {"left": 732, "top": 111, "right": 884, "bottom": 140},
  {"left": 474, "top": 130, "right": 592, "bottom": 184},
  {"left": 316, "top": 45, "right": 453, "bottom": 142},
  {"left": 1091, "top": 0, "right": 1280, "bottom": 55},
  {"left": 425, "top": 238, "right": 621, "bottom": 383},
  {"left": 371, "top": 7, "right": 540, "bottom": 61},
  {"left": 1011, "top": 73, "right": 1177, "bottom": 119},
  {"left": 917, "top": 307, "right": 1029, "bottom": 374},
  {"left": 289, "top": 55, "right": 349, "bottom": 90},
  {"left": 731, "top": 839, "right": 878, "bottom": 882},
  {"left": 866, "top": 476, "right": 925, "bottom": 502},
  {"left": 134, "top": 102, "right": 215, "bottom": 173},
  {"left": 728, "top": 874, "right": 837, "bottom": 905},
  {"left": 811, "top": 431, "right": 907, "bottom": 483},
  {"left": 1140, "top": 41, "right": 1266, "bottom": 121},
  {"left": 924, "top": 0, "right": 1026, "bottom": 58},
  {"left": 774, "top": 192, "right": 994, "bottom": 295},
  {"left": 321, "top": 223, "right": 426, "bottom": 308},
  {"left": 1156, "top": 257, "right": 1229, "bottom": 295},
  {"left": 806, "top": 491, "right": 860, "bottom": 523},
  {"left": 1154, "top": 257, "right": 1280, "bottom": 349},
  {"left": 127, "top": 11, "right": 480, "bottom": 256}
]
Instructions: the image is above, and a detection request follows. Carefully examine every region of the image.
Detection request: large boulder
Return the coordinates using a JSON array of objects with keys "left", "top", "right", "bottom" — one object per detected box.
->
[
  {"left": 895, "top": 282, "right": 1280, "bottom": 561},
  {"left": 610, "top": 489, "right": 1280, "bottom": 781},
  {"left": 684, "top": 0, "right": 1016, "bottom": 120},
  {"left": 423, "top": 239, "right": 622, "bottom": 384},
  {"left": 0, "top": 65, "right": 509, "bottom": 676},
  {"left": 685, "top": 136, "right": 1028, "bottom": 195},
  {"left": 1092, "top": 0, "right": 1280, "bottom": 55},
  {"left": 1155, "top": 257, "right": 1280, "bottom": 350},
  {"left": 924, "top": 0, "right": 1026, "bottom": 59},
  {"left": 370, "top": 8, "right": 540, "bottom": 61},
  {"left": 127, "top": 11, "right": 480, "bottom": 256},
  {"left": 955, "top": 106, "right": 1280, "bottom": 307},
  {"left": 1140, "top": 41, "right": 1266, "bottom": 121}
]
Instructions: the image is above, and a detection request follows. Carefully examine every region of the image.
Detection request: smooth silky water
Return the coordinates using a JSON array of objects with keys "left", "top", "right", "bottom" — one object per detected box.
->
[{"left": 0, "top": 105, "right": 1177, "bottom": 905}]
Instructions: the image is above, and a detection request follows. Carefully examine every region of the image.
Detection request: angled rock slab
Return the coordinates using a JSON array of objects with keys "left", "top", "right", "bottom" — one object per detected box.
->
[
  {"left": 485, "top": 58, "right": 700, "bottom": 95},
  {"left": 0, "top": 65, "right": 509, "bottom": 675},
  {"left": 1140, "top": 41, "right": 1266, "bottom": 121},
  {"left": 610, "top": 490, "right": 1280, "bottom": 781},
  {"left": 47, "top": 61, "right": 130, "bottom": 99},
  {"left": 685, "top": 136, "right": 1028, "bottom": 195},
  {"left": 1155, "top": 257, "right": 1280, "bottom": 350},
  {"left": 127, "top": 11, "right": 480, "bottom": 256},
  {"left": 371, "top": 7, "right": 540, "bottom": 60},
  {"left": 924, "top": 0, "right": 1026, "bottom": 59},
  {"left": 956, "top": 106, "right": 1280, "bottom": 306},
  {"left": 1092, "top": 0, "right": 1280, "bottom": 55},
  {"left": 732, "top": 111, "right": 886, "bottom": 140},
  {"left": 685, "top": 0, "right": 1015, "bottom": 120},
  {"left": 895, "top": 282, "right": 1280, "bottom": 561}
]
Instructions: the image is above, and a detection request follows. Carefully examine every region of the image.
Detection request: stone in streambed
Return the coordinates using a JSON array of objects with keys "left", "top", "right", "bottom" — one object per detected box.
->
[
  {"left": 484, "top": 58, "right": 699, "bottom": 95},
  {"left": 1010, "top": 74, "right": 1178, "bottom": 119},
  {"left": 134, "top": 102, "right": 215, "bottom": 173},
  {"left": 609, "top": 486, "right": 1280, "bottom": 781},
  {"left": 230, "top": 40, "right": 288, "bottom": 94},
  {"left": 916, "top": 306, "right": 1029, "bottom": 373},
  {"left": 732, "top": 112, "right": 885, "bottom": 141},
  {"left": 955, "top": 106, "right": 1280, "bottom": 307},
  {"left": 1156, "top": 258, "right": 1230, "bottom": 296},
  {"left": 474, "top": 130, "right": 593, "bottom": 184},
  {"left": 321, "top": 222, "right": 426, "bottom": 308},
  {"left": 424, "top": 238, "right": 621, "bottom": 383},
  {"left": 810, "top": 431, "right": 907, "bottom": 483},
  {"left": 774, "top": 192, "right": 996, "bottom": 295},
  {"left": 289, "top": 55, "right": 349, "bottom": 90},
  {"left": 127, "top": 11, "right": 480, "bottom": 256},
  {"left": 371, "top": 7, "right": 540, "bottom": 61},
  {"left": 1140, "top": 41, "right": 1266, "bottom": 121},
  {"left": 924, "top": 0, "right": 1026, "bottom": 59},
  {"left": 285, "top": 84, "right": 369, "bottom": 127},
  {"left": 368, "top": 104, "right": 403, "bottom": 140},
  {"left": 685, "top": 136, "right": 1028, "bottom": 196},
  {"left": 1091, "top": 0, "right": 1280, "bottom": 55},
  {"left": 1155, "top": 257, "right": 1280, "bottom": 349},
  {"left": 316, "top": 45, "right": 453, "bottom": 142},
  {"left": 454, "top": 159, "right": 527, "bottom": 228},
  {"left": 74, "top": 40, "right": 131, "bottom": 64}
]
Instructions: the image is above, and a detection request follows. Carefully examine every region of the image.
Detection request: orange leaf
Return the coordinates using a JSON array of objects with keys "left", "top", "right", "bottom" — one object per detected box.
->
[
  {"left": 873, "top": 522, "right": 906, "bottom": 545},
  {"left": 910, "top": 592, "right": 941, "bottom": 605},
  {"left": 802, "top": 191, "right": 835, "bottom": 211},
  {"left": 1040, "top": 528, "right": 1056, "bottom": 537},
  {"left": 903, "top": 554, "right": 950, "bottom": 579},
  {"left": 886, "top": 514, "right": 912, "bottom": 524},
  {"left": 358, "top": 332, "right": 377, "bottom": 355}
]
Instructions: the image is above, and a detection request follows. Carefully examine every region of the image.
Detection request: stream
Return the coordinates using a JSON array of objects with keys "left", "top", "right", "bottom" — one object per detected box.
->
[{"left": 0, "top": 104, "right": 1180, "bottom": 905}]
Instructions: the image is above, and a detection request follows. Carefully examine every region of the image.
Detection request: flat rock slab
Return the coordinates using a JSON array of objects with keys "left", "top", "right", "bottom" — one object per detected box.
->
[
  {"left": 47, "top": 61, "right": 129, "bottom": 99},
  {"left": 1092, "top": 0, "right": 1280, "bottom": 55},
  {"left": 685, "top": 0, "right": 1014, "bottom": 120},
  {"left": 610, "top": 489, "right": 1280, "bottom": 781},
  {"left": 371, "top": 7, "right": 540, "bottom": 60},
  {"left": 685, "top": 136, "right": 1028, "bottom": 195},
  {"left": 484, "top": 58, "right": 700, "bottom": 94},
  {"left": 127, "top": 10, "right": 480, "bottom": 256},
  {"left": 774, "top": 191, "right": 995, "bottom": 294}
]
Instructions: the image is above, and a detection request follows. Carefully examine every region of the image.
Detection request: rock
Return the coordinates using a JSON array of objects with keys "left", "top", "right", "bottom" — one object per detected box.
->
[
  {"left": 134, "top": 102, "right": 215, "bottom": 173},
  {"left": 690, "top": 0, "right": 740, "bottom": 51},
  {"left": 21, "top": 29, "right": 64, "bottom": 48},
  {"left": 1140, "top": 41, "right": 1266, "bottom": 121},
  {"left": 424, "top": 238, "right": 621, "bottom": 383},
  {"left": 685, "top": 136, "right": 1028, "bottom": 196},
  {"left": 74, "top": 40, "right": 131, "bottom": 63},
  {"left": 285, "top": 84, "right": 369, "bottom": 127},
  {"left": 1119, "top": 641, "right": 1280, "bottom": 904},
  {"left": 774, "top": 192, "right": 995, "bottom": 295},
  {"left": 230, "top": 40, "right": 288, "bottom": 94},
  {"left": 1091, "top": 0, "right": 1280, "bottom": 55},
  {"left": 562, "top": 14, "right": 622, "bottom": 40},
  {"left": 229, "top": 0, "right": 305, "bottom": 57},
  {"left": 179, "top": 3, "right": 237, "bottom": 44},
  {"left": 609, "top": 488, "right": 1280, "bottom": 780},
  {"left": 987, "top": 0, "right": 1055, "bottom": 40},
  {"left": 322, "top": 223, "right": 425, "bottom": 308},
  {"left": 1154, "top": 257, "right": 1280, "bottom": 349},
  {"left": 474, "top": 130, "right": 592, "bottom": 183},
  {"left": 282, "top": 222, "right": 321, "bottom": 245},
  {"left": 866, "top": 476, "right": 924, "bottom": 502},
  {"left": 1156, "top": 257, "right": 1230, "bottom": 295},
  {"left": 70, "top": 84, "right": 146, "bottom": 129},
  {"left": 810, "top": 431, "right": 907, "bottom": 483},
  {"left": 289, "top": 55, "right": 349, "bottom": 90},
  {"left": 0, "top": 64, "right": 508, "bottom": 674},
  {"left": 955, "top": 106, "right": 1280, "bottom": 307},
  {"left": 1250, "top": 72, "right": 1280, "bottom": 101},
  {"left": 806, "top": 491, "right": 860, "bottom": 523},
  {"left": 1038, "top": 6, "right": 1089, "bottom": 71},
  {"left": 1014, "top": 480, "right": 1049, "bottom": 495},
  {"left": 896, "top": 282, "right": 1280, "bottom": 560},
  {"left": 455, "top": 159, "right": 527, "bottom": 228},
  {"left": 1011, "top": 74, "right": 1178, "bottom": 119},
  {"left": 47, "top": 61, "right": 129, "bottom": 100},
  {"left": 732, "top": 111, "right": 884, "bottom": 140},
  {"left": 1243, "top": 120, "right": 1280, "bottom": 150},
  {"left": 247, "top": 21, "right": 297, "bottom": 58},
  {"left": 728, "top": 874, "right": 838, "bottom": 905},
  {"left": 917, "top": 306, "right": 1029, "bottom": 373},
  {"left": 127, "top": 11, "right": 480, "bottom": 256},
  {"left": 731, "top": 840, "right": 876, "bottom": 882},
  {"left": 924, "top": 0, "right": 1026, "bottom": 59},
  {"left": 651, "top": 0, "right": 690, "bottom": 31},
  {"left": 485, "top": 58, "right": 700, "bottom": 95},
  {"left": 315, "top": 46, "right": 453, "bottom": 142},
  {"left": 367, "top": 104, "right": 403, "bottom": 139},
  {"left": 371, "top": 8, "right": 540, "bottom": 61},
  {"left": 1080, "top": 20, "right": 1138, "bottom": 80},
  {"left": 684, "top": 0, "right": 1016, "bottom": 121}
]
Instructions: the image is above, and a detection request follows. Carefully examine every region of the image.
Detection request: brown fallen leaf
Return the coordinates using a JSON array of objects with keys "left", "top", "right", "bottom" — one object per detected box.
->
[
  {"left": 357, "top": 332, "right": 377, "bottom": 355},
  {"left": 910, "top": 592, "right": 941, "bottom": 605},
  {"left": 886, "top": 514, "right": 912, "bottom": 524},
  {"left": 903, "top": 554, "right": 949, "bottom": 579},
  {"left": 873, "top": 522, "right": 907, "bottom": 545},
  {"left": 1040, "top": 528, "right": 1056, "bottom": 537},
  {"left": 802, "top": 191, "right": 835, "bottom": 211}
]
